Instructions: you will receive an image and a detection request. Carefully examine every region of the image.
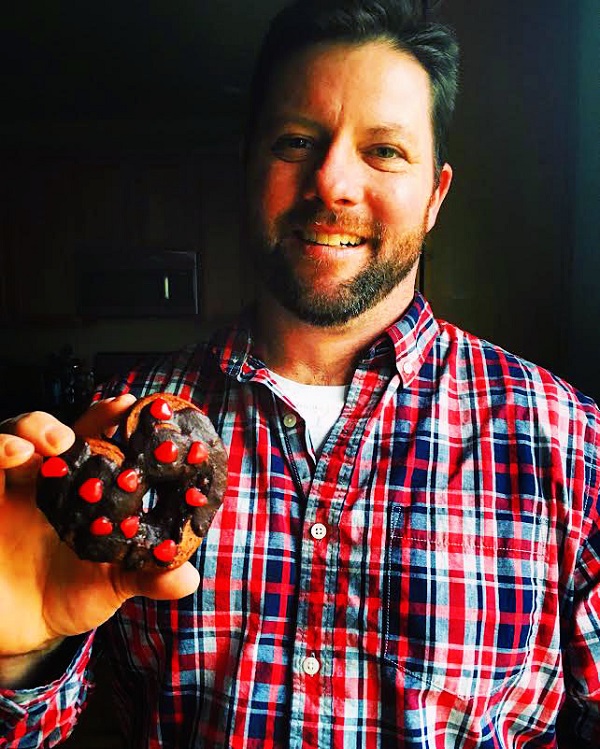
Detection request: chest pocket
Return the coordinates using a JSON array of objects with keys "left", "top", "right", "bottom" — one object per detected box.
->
[{"left": 383, "top": 501, "right": 549, "bottom": 699}]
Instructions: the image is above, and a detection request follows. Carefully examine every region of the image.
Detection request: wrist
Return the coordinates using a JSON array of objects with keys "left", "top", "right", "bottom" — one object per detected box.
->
[{"left": 0, "top": 638, "right": 70, "bottom": 690}]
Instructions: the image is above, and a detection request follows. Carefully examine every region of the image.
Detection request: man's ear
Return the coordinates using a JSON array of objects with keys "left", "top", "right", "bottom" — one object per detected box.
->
[{"left": 426, "top": 162, "right": 453, "bottom": 233}]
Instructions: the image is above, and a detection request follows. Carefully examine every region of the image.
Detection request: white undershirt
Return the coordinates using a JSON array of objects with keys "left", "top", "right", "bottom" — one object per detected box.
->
[{"left": 270, "top": 371, "right": 348, "bottom": 453}]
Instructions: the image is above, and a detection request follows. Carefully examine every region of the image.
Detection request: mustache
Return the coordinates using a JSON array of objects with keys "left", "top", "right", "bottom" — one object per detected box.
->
[{"left": 276, "top": 204, "right": 383, "bottom": 239}]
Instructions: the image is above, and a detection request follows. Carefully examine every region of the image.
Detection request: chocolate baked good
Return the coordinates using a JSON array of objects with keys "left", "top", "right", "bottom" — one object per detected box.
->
[{"left": 37, "top": 393, "right": 227, "bottom": 570}]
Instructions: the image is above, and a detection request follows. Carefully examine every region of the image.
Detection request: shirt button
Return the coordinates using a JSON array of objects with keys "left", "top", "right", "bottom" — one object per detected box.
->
[
  {"left": 283, "top": 413, "right": 297, "bottom": 428},
  {"left": 302, "top": 656, "right": 320, "bottom": 676},
  {"left": 310, "top": 523, "right": 327, "bottom": 540},
  {"left": 402, "top": 360, "right": 414, "bottom": 375}
]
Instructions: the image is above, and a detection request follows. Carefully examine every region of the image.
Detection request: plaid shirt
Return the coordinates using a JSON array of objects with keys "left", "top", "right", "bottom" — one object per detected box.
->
[{"left": 2, "top": 293, "right": 600, "bottom": 748}]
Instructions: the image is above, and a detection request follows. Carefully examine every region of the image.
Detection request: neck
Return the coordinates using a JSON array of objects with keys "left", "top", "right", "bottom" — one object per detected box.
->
[{"left": 254, "top": 282, "right": 416, "bottom": 385}]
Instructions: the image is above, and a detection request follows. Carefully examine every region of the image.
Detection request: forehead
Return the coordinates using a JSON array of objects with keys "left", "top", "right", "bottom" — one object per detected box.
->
[{"left": 261, "top": 40, "right": 434, "bottom": 141}]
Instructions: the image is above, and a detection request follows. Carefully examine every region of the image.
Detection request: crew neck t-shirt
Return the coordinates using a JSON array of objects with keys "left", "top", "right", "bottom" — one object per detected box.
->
[{"left": 270, "top": 371, "right": 348, "bottom": 453}]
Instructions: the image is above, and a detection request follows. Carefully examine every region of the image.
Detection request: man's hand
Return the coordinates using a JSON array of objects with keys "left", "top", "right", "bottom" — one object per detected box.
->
[{"left": 0, "top": 396, "right": 200, "bottom": 684}]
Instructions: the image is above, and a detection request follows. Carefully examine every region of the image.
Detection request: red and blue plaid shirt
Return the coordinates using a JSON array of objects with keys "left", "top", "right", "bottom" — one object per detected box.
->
[{"left": 3, "top": 293, "right": 600, "bottom": 748}]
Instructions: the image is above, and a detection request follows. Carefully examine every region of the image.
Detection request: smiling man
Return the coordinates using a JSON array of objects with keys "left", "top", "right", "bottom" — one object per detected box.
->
[
  {"left": 245, "top": 32, "right": 452, "bottom": 386},
  {"left": 247, "top": 40, "right": 451, "bottom": 337},
  {"left": 0, "top": 1, "right": 599, "bottom": 748}
]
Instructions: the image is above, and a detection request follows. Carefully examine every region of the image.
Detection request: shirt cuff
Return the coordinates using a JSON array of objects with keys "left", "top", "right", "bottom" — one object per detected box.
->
[{"left": 0, "top": 631, "right": 95, "bottom": 746}]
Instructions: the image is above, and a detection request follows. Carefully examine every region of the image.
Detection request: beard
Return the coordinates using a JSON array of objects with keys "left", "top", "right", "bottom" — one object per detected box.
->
[{"left": 250, "top": 206, "right": 427, "bottom": 327}]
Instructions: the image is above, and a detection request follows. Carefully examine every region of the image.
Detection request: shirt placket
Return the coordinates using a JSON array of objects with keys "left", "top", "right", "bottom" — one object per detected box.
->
[{"left": 279, "top": 360, "right": 395, "bottom": 749}]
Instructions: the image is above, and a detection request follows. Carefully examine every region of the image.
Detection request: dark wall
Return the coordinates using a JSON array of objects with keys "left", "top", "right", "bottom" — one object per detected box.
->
[
  {"left": 429, "top": 0, "right": 577, "bottom": 380},
  {"left": 566, "top": 0, "right": 600, "bottom": 402}
]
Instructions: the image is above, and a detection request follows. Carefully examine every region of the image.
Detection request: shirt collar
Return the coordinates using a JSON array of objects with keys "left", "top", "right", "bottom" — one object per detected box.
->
[
  {"left": 384, "top": 292, "right": 440, "bottom": 387},
  {"left": 209, "top": 292, "right": 439, "bottom": 387},
  {"left": 208, "top": 306, "right": 263, "bottom": 382}
]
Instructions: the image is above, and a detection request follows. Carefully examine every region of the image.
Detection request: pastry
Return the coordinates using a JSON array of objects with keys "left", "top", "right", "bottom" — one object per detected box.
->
[{"left": 37, "top": 393, "right": 227, "bottom": 570}]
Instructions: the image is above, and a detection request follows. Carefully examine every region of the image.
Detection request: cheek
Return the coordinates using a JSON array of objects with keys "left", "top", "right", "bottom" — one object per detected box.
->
[
  {"left": 255, "top": 163, "right": 300, "bottom": 224},
  {"left": 369, "top": 180, "right": 432, "bottom": 232},
  {"left": 245, "top": 151, "right": 306, "bottom": 247},
  {"left": 370, "top": 191, "right": 413, "bottom": 230}
]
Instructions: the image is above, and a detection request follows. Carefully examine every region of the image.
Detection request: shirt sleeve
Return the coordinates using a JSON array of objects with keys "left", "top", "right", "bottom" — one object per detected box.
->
[
  {"left": 561, "top": 400, "right": 600, "bottom": 744},
  {"left": 0, "top": 631, "right": 95, "bottom": 747}
]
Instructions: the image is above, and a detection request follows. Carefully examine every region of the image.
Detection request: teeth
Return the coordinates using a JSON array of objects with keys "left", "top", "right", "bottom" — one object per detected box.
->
[{"left": 302, "top": 230, "right": 363, "bottom": 247}]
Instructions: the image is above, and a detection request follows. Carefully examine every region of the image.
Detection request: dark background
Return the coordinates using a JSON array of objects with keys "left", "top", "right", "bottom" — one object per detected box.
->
[
  {"left": 1, "top": 0, "right": 599, "bottom": 412},
  {"left": 3, "top": 0, "right": 284, "bottom": 120}
]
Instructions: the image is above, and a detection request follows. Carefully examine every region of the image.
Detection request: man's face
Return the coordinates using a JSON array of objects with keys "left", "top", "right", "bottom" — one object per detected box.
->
[{"left": 245, "top": 40, "right": 452, "bottom": 327}]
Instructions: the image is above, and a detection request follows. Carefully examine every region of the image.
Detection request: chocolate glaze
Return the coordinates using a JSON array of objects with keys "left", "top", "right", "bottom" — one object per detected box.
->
[{"left": 37, "top": 395, "right": 228, "bottom": 570}]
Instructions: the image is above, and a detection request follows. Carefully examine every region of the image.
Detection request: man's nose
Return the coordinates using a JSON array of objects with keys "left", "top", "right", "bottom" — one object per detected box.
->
[{"left": 303, "top": 141, "right": 365, "bottom": 209}]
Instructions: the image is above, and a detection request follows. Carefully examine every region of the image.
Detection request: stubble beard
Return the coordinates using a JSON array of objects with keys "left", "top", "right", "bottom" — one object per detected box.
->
[{"left": 251, "top": 214, "right": 427, "bottom": 328}]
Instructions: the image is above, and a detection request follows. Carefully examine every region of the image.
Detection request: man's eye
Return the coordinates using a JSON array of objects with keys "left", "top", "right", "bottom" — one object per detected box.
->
[
  {"left": 369, "top": 145, "right": 402, "bottom": 159},
  {"left": 271, "top": 135, "right": 314, "bottom": 162}
]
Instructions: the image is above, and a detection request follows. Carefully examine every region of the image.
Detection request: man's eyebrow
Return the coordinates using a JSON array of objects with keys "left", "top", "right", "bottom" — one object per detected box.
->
[
  {"left": 261, "top": 116, "right": 418, "bottom": 145},
  {"left": 264, "top": 113, "right": 324, "bottom": 132},
  {"left": 364, "top": 124, "right": 415, "bottom": 142}
]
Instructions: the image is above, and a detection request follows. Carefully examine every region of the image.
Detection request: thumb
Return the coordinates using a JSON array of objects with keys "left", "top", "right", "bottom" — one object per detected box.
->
[
  {"left": 119, "top": 562, "right": 201, "bottom": 602},
  {"left": 74, "top": 394, "right": 137, "bottom": 439}
]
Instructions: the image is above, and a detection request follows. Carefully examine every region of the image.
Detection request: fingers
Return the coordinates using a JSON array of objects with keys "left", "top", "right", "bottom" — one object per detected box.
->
[
  {"left": 73, "top": 394, "right": 137, "bottom": 439},
  {"left": 0, "top": 416, "right": 66, "bottom": 486},
  {"left": 0, "top": 413, "right": 75, "bottom": 462},
  {"left": 0, "top": 435, "right": 34, "bottom": 494},
  {"left": 0, "top": 394, "right": 136, "bottom": 502},
  {"left": 0, "top": 394, "right": 136, "bottom": 464},
  {"left": 0, "top": 435, "right": 35, "bottom": 471},
  {"left": 0, "top": 422, "right": 49, "bottom": 495}
]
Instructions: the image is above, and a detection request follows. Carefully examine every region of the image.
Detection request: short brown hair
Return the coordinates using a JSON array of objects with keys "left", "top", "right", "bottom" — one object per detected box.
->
[{"left": 245, "top": 0, "right": 460, "bottom": 177}]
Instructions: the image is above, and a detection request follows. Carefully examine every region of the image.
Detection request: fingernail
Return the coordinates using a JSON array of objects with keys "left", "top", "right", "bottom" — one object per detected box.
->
[{"left": 3, "top": 437, "right": 24, "bottom": 457}]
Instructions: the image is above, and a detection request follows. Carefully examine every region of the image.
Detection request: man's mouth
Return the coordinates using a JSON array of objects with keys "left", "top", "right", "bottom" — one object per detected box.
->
[{"left": 297, "top": 230, "right": 365, "bottom": 248}]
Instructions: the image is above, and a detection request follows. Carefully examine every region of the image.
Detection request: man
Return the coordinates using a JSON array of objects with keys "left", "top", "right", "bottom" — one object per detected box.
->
[{"left": 0, "top": 1, "right": 598, "bottom": 747}]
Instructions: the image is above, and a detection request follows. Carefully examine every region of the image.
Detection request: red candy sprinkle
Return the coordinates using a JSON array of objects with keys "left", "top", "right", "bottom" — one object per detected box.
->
[
  {"left": 78, "top": 478, "right": 103, "bottom": 503},
  {"left": 119, "top": 515, "right": 140, "bottom": 539},
  {"left": 185, "top": 487, "right": 208, "bottom": 507},
  {"left": 149, "top": 397, "right": 173, "bottom": 421},
  {"left": 153, "top": 539, "right": 177, "bottom": 563},
  {"left": 154, "top": 440, "right": 178, "bottom": 463},
  {"left": 90, "top": 517, "right": 113, "bottom": 536},
  {"left": 187, "top": 441, "right": 208, "bottom": 465},
  {"left": 117, "top": 468, "right": 139, "bottom": 492},
  {"left": 41, "top": 456, "right": 69, "bottom": 478}
]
